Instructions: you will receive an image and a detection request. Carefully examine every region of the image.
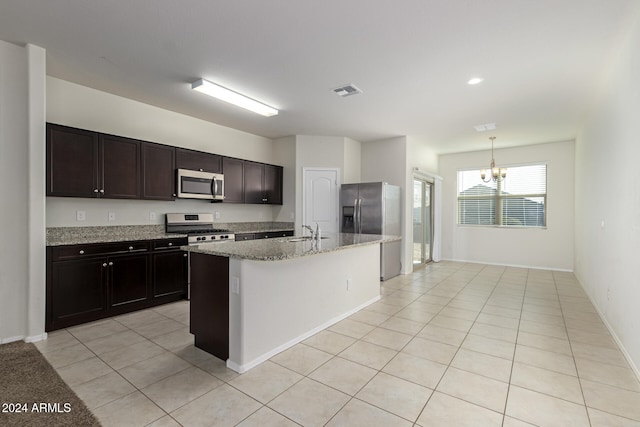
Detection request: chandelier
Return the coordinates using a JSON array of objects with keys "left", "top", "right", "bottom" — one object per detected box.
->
[{"left": 480, "top": 136, "right": 507, "bottom": 182}]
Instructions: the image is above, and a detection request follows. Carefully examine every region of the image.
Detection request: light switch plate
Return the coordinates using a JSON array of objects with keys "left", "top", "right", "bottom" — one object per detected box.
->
[
  {"left": 215, "top": 211, "right": 220, "bottom": 219},
  {"left": 76, "top": 210, "right": 86, "bottom": 221},
  {"left": 149, "top": 212, "right": 157, "bottom": 221},
  {"left": 108, "top": 212, "right": 116, "bottom": 221},
  {"left": 231, "top": 277, "right": 240, "bottom": 294}
]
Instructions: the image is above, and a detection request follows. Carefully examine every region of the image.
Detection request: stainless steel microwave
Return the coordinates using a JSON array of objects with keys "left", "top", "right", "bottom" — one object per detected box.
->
[{"left": 176, "top": 169, "right": 224, "bottom": 201}]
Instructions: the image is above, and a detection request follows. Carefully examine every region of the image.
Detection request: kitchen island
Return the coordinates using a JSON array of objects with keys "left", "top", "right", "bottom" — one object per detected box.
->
[{"left": 183, "top": 233, "right": 400, "bottom": 373}]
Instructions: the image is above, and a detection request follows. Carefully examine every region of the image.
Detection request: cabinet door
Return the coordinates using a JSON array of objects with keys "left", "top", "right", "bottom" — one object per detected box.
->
[
  {"left": 244, "top": 161, "right": 264, "bottom": 204},
  {"left": 264, "top": 164, "right": 283, "bottom": 205},
  {"left": 176, "top": 148, "right": 221, "bottom": 173},
  {"left": 49, "top": 258, "right": 107, "bottom": 330},
  {"left": 222, "top": 157, "right": 244, "bottom": 203},
  {"left": 109, "top": 253, "right": 150, "bottom": 308},
  {"left": 101, "top": 134, "right": 141, "bottom": 198},
  {"left": 141, "top": 142, "right": 176, "bottom": 200},
  {"left": 152, "top": 251, "right": 187, "bottom": 297},
  {"left": 46, "top": 123, "right": 99, "bottom": 197}
]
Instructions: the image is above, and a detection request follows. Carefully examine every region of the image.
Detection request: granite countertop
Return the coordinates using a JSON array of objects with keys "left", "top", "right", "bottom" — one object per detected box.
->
[
  {"left": 183, "top": 233, "right": 401, "bottom": 261},
  {"left": 46, "top": 222, "right": 296, "bottom": 246},
  {"left": 46, "top": 225, "right": 184, "bottom": 246}
]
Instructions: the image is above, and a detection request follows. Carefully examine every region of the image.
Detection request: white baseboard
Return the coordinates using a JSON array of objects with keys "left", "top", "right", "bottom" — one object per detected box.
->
[
  {"left": 574, "top": 277, "right": 640, "bottom": 383},
  {"left": 227, "top": 295, "right": 381, "bottom": 374},
  {"left": 440, "top": 257, "right": 573, "bottom": 272},
  {"left": 1, "top": 336, "right": 25, "bottom": 345},
  {"left": 1, "top": 333, "right": 48, "bottom": 345},
  {"left": 25, "top": 333, "right": 48, "bottom": 343}
]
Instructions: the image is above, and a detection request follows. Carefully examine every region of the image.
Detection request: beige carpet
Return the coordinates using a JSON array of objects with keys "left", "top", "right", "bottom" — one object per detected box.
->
[{"left": 0, "top": 341, "right": 100, "bottom": 426}]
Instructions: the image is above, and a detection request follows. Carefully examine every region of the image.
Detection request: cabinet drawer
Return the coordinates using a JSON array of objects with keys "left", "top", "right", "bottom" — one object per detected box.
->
[
  {"left": 254, "top": 230, "right": 294, "bottom": 239},
  {"left": 152, "top": 238, "right": 188, "bottom": 251},
  {"left": 51, "top": 241, "right": 150, "bottom": 261},
  {"left": 235, "top": 233, "right": 255, "bottom": 241}
]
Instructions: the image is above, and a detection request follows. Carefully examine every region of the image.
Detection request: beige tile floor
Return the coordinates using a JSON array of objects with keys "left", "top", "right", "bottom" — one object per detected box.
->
[{"left": 35, "top": 261, "right": 640, "bottom": 426}]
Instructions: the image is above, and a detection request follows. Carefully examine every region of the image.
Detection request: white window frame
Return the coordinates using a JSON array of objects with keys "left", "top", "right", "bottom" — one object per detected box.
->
[{"left": 457, "top": 163, "right": 547, "bottom": 228}]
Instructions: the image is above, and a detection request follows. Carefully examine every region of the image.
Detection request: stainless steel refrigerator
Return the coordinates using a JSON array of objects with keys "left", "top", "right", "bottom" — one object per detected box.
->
[{"left": 341, "top": 182, "right": 402, "bottom": 280}]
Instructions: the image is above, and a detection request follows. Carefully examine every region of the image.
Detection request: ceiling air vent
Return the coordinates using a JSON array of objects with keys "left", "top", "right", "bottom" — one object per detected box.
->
[{"left": 333, "top": 84, "right": 362, "bottom": 97}]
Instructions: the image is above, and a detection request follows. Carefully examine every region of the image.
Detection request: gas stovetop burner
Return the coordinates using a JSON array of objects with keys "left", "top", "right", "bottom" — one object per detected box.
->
[
  {"left": 186, "top": 228, "right": 231, "bottom": 235},
  {"left": 165, "top": 213, "right": 235, "bottom": 244}
]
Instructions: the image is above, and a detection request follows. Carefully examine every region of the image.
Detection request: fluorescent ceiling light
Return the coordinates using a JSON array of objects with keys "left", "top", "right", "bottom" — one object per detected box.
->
[
  {"left": 191, "top": 78, "right": 278, "bottom": 117},
  {"left": 467, "top": 77, "right": 484, "bottom": 85}
]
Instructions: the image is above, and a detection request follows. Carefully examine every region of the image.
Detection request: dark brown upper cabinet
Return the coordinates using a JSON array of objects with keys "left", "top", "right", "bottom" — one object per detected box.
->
[
  {"left": 244, "top": 161, "right": 283, "bottom": 205},
  {"left": 141, "top": 142, "right": 176, "bottom": 200},
  {"left": 222, "top": 157, "right": 245, "bottom": 203},
  {"left": 47, "top": 124, "right": 100, "bottom": 197},
  {"left": 175, "top": 148, "right": 222, "bottom": 173},
  {"left": 100, "top": 134, "right": 141, "bottom": 199},
  {"left": 47, "top": 123, "right": 140, "bottom": 199},
  {"left": 46, "top": 123, "right": 283, "bottom": 205}
]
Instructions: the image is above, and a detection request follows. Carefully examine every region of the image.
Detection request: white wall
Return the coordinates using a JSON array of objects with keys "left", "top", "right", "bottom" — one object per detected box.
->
[
  {"left": 575, "top": 13, "right": 640, "bottom": 374},
  {"left": 439, "top": 140, "right": 575, "bottom": 270},
  {"left": 0, "top": 42, "right": 46, "bottom": 343},
  {"left": 272, "top": 136, "right": 296, "bottom": 222},
  {"left": 46, "top": 77, "right": 280, "bottom": 227},
  {"left": 361, "top": 136, "right": 412, "bottom": 273},
  {"left": 343, "top": 137, "right": 362, "bottom": 184}
]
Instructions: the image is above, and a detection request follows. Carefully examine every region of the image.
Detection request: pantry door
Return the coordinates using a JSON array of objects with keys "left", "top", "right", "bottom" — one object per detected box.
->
[{"left": 302, "top": 168, "right": 340, "bottom": 236}]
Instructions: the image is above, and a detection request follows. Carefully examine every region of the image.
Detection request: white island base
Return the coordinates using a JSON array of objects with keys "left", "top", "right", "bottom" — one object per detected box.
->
[{"left": 227, "top": 243, "right": 380, "bottom": 373}]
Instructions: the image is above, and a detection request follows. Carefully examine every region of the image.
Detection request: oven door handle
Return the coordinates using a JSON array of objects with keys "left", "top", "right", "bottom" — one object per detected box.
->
[{"left": 212, "top": 178, "right": 218, "bottom": 198}]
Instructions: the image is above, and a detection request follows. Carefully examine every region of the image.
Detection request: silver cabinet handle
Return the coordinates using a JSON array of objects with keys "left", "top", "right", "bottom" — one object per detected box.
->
[
  {"left": 183, "top": 254, "right": 188, "bottom": 258},
  {"left": 94, "top": 189, "right": 99, "bottom": 193},
  {"left": 102, "top": 263, "right": 107, "bottom": 267},
  {"left": 168, "top": 242, "right": 173, "bottom": 246},
  {"left": 262, "top": 198, "right": 268, "bottom": 202},
  {"left": 128, "top": 246, "right": 133, "bottom": 250},
  {"left": 108, "top": 261, "right": 113, "bottom": 266},
  {"left": 199, "top": 168, "right": 203, "bottom": 172},
  {"left": 172, "top": 193, "right": 177, "bottom": 197},
  {"left": 79, "top": 250, "right": 85, "bottom": 255},
  {"left": 99, "top": 189, "right": 105, "bottom": 193}
]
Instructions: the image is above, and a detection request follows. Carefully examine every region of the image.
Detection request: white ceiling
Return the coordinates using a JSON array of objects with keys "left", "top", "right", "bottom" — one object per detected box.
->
[{"left": 1, "top": 0, "right": 638, "bottom": 154}]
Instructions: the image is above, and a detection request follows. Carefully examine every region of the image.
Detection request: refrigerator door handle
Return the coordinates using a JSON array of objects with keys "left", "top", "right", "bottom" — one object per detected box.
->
[{"left": 357, "top": 198, "right": 362, "bottom": 234}]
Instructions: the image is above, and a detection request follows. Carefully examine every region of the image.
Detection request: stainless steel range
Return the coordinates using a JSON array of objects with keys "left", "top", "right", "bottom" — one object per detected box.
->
[{"left": 165, "top": 213, "right": 235, "bottom": 244}]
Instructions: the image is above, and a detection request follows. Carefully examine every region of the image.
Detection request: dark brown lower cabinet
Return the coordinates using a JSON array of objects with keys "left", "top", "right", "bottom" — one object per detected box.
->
[
  {"left": 49, "top": 258, "right": 107, "bottom": 328},
  {"left": 153, "top": 250, "right": 188, "bottom": 297},
  {"left": 109, "top": 253, "right": 150, "bottom": 308},
  {"left": 189, "top": 252, "right": 229, "bottom": 360},
  {"left": 46, "top": 238, "right": 187, "bottom": 331}
]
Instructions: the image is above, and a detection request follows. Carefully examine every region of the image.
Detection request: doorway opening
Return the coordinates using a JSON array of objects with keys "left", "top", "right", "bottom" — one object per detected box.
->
[{"left": 413, "top": 177, "right": 434, "bottom": 266}]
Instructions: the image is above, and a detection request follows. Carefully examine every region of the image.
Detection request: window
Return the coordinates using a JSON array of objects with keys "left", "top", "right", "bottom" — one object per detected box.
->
[{"left": 457, "top": 164, "right": 547, "bottom": 227}]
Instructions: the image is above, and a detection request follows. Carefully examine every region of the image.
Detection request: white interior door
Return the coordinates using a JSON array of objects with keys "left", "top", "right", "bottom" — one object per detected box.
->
[{"left": 303, "top": 168, "right": 339, "bottom": 236}]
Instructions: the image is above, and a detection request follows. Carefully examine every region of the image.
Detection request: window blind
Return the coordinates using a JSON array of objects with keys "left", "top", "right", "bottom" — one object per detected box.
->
[{"left": 457, "top": 164, "right": 547, "bottom": 227}]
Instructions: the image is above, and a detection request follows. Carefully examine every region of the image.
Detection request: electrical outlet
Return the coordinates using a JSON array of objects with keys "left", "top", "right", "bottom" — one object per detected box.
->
[
  {"left": 149, "top": 212, "right": 157, "bottom": 221},
  {"left": 231, "top": 277, "right": 240, "bottom": 294},
  {"left": 215, "top": 211, "right": 220, "bottom": 220},
  {"left": 108, "top": 212, "right": 116, "bottom": 221},
  {"left": 76, "top": 210, "right": 86, "bottom": 221}
]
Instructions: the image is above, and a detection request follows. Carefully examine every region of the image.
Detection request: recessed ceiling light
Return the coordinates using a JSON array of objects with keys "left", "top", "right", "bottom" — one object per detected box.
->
[
  {"left": 467, "top": 77, "right": 484, "bottom": 85},
  {"left": 191, "top": 78, "right": 278, "bottom": 117},
  {"left": 474, "top": 123, "right": 496, "bottom": 132}
]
